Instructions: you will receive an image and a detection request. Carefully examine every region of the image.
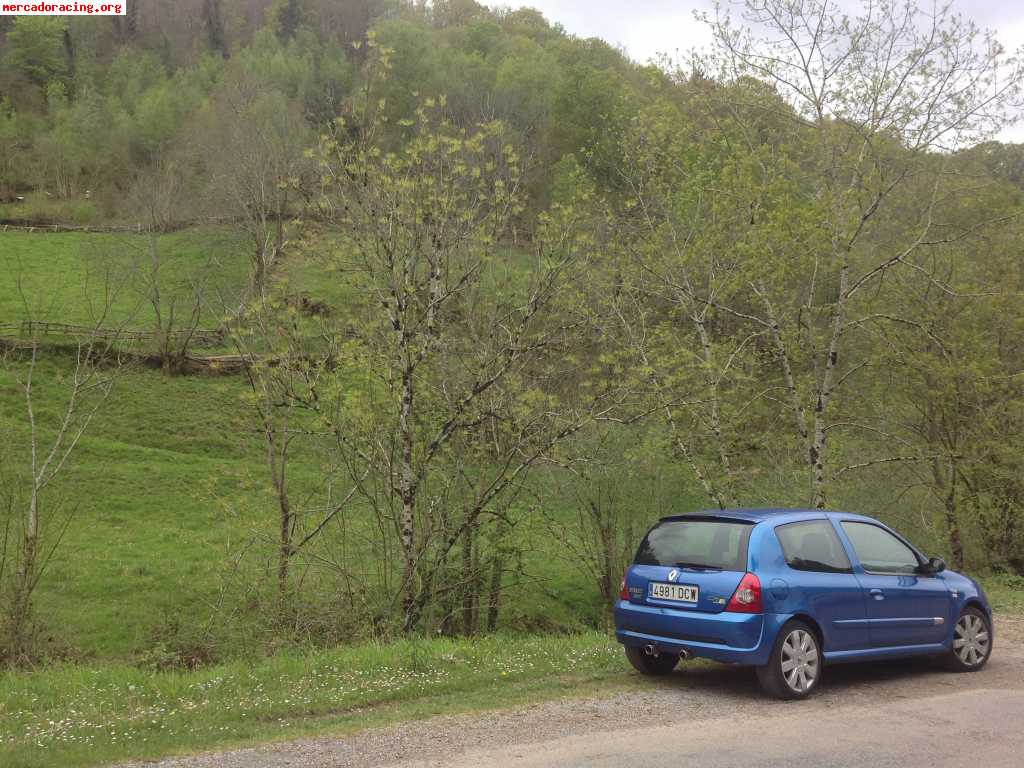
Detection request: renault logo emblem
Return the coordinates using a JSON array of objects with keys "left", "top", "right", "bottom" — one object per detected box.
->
[{"left": 668, "top": 569, "right": 679, "bottom": 582}]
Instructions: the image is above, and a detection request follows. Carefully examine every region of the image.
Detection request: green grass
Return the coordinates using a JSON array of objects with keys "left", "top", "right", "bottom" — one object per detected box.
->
[
  {"left": 0, "top": 357, "right": 271, "bottom": 657},
  {"left": 981, "top": 575, "right": 1024, "bottom": 615},
  {"left": 0, "top": 353, "right": 630, "bottom": 659},
  {"left": 0, "top": 229, "right": 248, "bottom": 329},
  {"left": 0, "top": 227, "right": 665, "bottom": 659},
  {"left": 0, "top": 193, "right": 103, "bottom": 226},
  {"left": 0, "top": 632, "right": 634, "bottom": 768}
]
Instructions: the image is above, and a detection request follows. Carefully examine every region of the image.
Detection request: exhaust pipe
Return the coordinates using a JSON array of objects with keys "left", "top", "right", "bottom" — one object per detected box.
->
[{"left": 643, "top": 644, "right": 690, "bottom": 660}]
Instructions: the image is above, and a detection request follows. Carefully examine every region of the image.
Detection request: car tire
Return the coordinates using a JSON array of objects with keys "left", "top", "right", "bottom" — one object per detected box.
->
[
  {"left": 756, "top": 620, "right": 822, "bottom": 700},
  {"left": 624, "top": 645, "right": 679, "bottom": 676},
  {"left": 944, "top": 606, "right": 993, "bottom": 672}
]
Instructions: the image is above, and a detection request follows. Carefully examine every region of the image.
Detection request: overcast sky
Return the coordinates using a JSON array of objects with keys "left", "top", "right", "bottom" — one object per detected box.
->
[{"left": 481, "top": 0, "right": 1024, "bottom": 143}]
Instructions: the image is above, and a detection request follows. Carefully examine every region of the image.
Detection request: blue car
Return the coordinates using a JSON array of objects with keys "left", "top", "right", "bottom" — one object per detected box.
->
[{"left": 614, "top": 508, "right": 993, "bottom": 699}]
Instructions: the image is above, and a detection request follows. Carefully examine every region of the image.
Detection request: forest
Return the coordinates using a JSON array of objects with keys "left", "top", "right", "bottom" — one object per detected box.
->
[{"left": 1, "top": 0, "right": 1023, "bottom": 676}]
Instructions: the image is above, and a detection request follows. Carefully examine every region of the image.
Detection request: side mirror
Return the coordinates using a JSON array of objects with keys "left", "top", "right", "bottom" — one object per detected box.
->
[{"left": 921, "top": 556, "right": 946, "bottom": 575}]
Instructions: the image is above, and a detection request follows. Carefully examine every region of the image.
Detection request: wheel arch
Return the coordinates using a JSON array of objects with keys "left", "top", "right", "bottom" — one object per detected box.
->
[
  {"left": 962, "top": 598, "right": 992, "bottom": 620},
  {"left": 786, "top": 612, "right": 826, "bottom": 652}
]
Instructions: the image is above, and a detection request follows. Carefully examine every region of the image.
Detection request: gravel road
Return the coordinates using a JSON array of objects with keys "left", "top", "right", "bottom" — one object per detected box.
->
[{"left": 124, "top": 616, "right": 1024, "bottom": 768}]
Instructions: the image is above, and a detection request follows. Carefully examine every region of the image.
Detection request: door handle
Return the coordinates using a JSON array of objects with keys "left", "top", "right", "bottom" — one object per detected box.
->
[{"left": 869, "top": 588, "right": 885, "bottom": 600}]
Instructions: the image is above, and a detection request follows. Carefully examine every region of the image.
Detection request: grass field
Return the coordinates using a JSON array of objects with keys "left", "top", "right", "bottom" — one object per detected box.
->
[
  {"left": 0, "top": 229, "right": 248, "bottom": 330},
  {"left": 983, "top": 575, "right": 1024, "bottom": 615},
  {"left": 0, "top": 632, "right": 634, "bottom": 768},
  {"left": 0, "top": 351, "right": 626, "bottom": 659},
  {"left": 0, "top": 228, "right": 651, "bottom": 661}
]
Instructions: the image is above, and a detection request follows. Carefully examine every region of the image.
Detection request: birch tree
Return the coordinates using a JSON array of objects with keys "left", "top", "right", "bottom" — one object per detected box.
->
[
  {"left": 680, "top": 0, "right": 1023, "bottom": 507},
  {"left": 314, "top": 70, "right": 630, "bottom": 631},
  {"left": 1, "top": 335, "right": 120, "bottom": 663}
]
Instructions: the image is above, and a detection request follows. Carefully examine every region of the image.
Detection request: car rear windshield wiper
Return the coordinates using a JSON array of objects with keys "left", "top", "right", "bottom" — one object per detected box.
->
[{"left": 672, "top": 561, "right": 722, "bottom": 571}]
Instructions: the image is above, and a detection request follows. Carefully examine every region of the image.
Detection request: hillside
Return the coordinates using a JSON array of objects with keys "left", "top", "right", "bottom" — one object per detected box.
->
[
  {"left": 0, "top": 0, "right": 1021, "bottom": 672},
  {"left": 2, "top": 229, "right": 675, "bottom": 659}
]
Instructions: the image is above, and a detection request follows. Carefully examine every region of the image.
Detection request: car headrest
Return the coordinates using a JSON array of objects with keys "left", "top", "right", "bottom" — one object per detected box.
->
[{"left": 801, "top": 532, "right": 835, "bottom": 563}]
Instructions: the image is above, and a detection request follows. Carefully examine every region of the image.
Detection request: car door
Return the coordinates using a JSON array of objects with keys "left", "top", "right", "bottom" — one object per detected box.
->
[
  {"left": 838, "top": 521, "right": 952, "bottom": 648},
  {"left": 774, "top": 520, "right": 869, "bottom": 652}
]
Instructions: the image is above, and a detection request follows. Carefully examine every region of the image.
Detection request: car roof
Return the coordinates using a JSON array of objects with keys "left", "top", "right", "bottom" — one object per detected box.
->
[{"left": 659, "top": 508, "right": 879, "bottom": 525}]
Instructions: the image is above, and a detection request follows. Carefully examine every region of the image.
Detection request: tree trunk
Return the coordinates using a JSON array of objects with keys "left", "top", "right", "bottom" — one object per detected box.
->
[
  {"left": 600, "top": 517, "right": 616, "bottom": 606},
  {"left": 461, "top": 519, "right": 479, "bottom": 636},
  {"left": 944, "top": 460, "right": 964, "bottom": 571},
  {"left": 274, "top": 216, "right": 285, "bottom": 267},
  {"left": 757, "top": 283, "right": 807, "bottom": 444},
  {"left": 266, "top": 428, "right": 292, "bottom": 612},
  {"left": 202, "top": 0, "right": 229, "bottom": 58},
  {"left": 6, "top": 493, "right": 39, "bottom": 661},
  {"left": 277, "top": 489, "right": 292, "bottom": 611},
  {"left": 399, "top": 366, "right": 417, "bottom": 631},
  {"left": 485, "top": 520, "right": 507, "bottom": 632},
  {"left": 148, "top": 233, "right": 173, "bottom": 375},
  {"left": 460, "top": 522, "right": 473, "bottom": 635},
  {"left": 811, "top": 255, "right": 849, "bottom": 509},
  {"left": 252, "top": 240, "right": 267, "bottom": 297}
]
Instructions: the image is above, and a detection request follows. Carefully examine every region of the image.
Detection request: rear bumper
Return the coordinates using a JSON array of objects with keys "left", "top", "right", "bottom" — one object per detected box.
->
[{"left": 614, "top": 600, "right": 781, "bottom": 665}]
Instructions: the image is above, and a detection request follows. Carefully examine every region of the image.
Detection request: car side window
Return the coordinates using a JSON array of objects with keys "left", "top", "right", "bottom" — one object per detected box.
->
[
  {"left": 775, "top": 521, "right": 852, "bottom": 573},
  {"left": 840, "top": 522, "right": 920, "bottom": 575}
]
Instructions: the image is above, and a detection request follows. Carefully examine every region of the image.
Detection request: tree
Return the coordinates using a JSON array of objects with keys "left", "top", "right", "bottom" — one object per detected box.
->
[
  {"left": 229, "top": 298, "right": 364, "bottom": 618},
  {"left": 627, "top": 0, "right": 1024, "bottom": 508},
  {"left": 4, "top": 17, "right": 68, "bottom": 93},
  {"left": 1, "top": 299, "right": 126, "bottom": 663},
  {"left": 0, "top": 103, "right": 33, "bottom": 202},
  {"left": 202, "top": 0, "right": 229, "bottom": 58},
  {"left": 272, "top": 0, "right": 307, "bottom": 42},
  {"left": 198, "top": 72, "right": 311, "bottom": 298},
  {"left": 547, "top": 425, "right": 683, "bottom": 608},
  {"left": 127, "top": 156, "right": 218, "bottom": 374},
  {"left": 877, "top": 186, "right": 1024, "bottom": 570},
  {"left": 34, "top": 86, "right": 132, "bottom": 200},
  {"left": 312, "top": 73, "right": 631, "bottom": 631},
  {"left": 607, "top": 93, "right": 777, "bottom": 509}
]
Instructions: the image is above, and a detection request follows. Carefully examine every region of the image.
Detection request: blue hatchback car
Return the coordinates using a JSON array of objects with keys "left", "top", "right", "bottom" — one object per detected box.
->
[{"left": 614, "top": 509, "right": 993, "bottom": 699}]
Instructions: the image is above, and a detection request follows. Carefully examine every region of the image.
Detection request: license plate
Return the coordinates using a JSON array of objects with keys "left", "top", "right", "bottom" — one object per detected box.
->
[{"left": 649, "top": 582, "right": 699, "bottom": 603}]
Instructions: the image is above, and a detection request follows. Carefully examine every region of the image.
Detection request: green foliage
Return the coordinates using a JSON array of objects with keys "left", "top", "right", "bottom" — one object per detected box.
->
[
  {"left": 271, "top": 0, "right": 308, "bottom": 42},
  {"left": 0, "top": 103, "right": 34, "bottom": 199},
  {"left": 5, "top": 17, "right": 68, "bottom": 91},
  {"left": 106, "top": 51, "right": 167, "bottom": 114}
]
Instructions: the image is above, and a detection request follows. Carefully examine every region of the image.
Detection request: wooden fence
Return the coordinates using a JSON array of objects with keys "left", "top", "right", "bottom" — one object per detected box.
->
[
  {"left": 0, "top": 320, "right": 223, "bottom": 347},
  {"left": 0, "top": 211, "right": 327, "bottom": 235},
  {"left": 0, "top": 218, "right": 237, "bottom": 235}
]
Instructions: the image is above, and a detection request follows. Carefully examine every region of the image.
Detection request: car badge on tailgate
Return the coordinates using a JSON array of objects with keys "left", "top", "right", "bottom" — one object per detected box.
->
[{"left": 667, "top": 569, "right": 679, "bottom": 582}]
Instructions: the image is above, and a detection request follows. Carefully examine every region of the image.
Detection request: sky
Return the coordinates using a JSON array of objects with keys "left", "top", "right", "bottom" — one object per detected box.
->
[{"left": 481, "top": 0, "right": 1024, "bottom": 143}]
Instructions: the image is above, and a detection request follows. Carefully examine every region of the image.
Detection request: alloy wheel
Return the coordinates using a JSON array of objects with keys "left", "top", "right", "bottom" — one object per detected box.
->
[
  {"left": 781, "top": 628, "right": 819, "bottom": 693},
  {"left": 954, "top": 613, "right": 990, "bottom": 666}
]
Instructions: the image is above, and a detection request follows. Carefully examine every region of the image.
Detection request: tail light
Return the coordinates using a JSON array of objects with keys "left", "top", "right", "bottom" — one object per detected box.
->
[
  {"left": 619, "top": 572, "right": 630, "bottom": 601},
  {"left": 726, "top": 572, "right": 763, "bottom": 613}
]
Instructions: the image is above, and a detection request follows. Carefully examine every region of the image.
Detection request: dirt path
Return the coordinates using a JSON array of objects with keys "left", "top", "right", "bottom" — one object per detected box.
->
[{"left": 123, "top": 616, "right": 1024, "bottom": 768}]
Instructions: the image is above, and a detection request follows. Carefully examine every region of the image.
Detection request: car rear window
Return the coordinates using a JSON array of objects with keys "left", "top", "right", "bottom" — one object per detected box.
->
[{"left": 634, "top": 518, "right": 753, "bottom": 571}]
